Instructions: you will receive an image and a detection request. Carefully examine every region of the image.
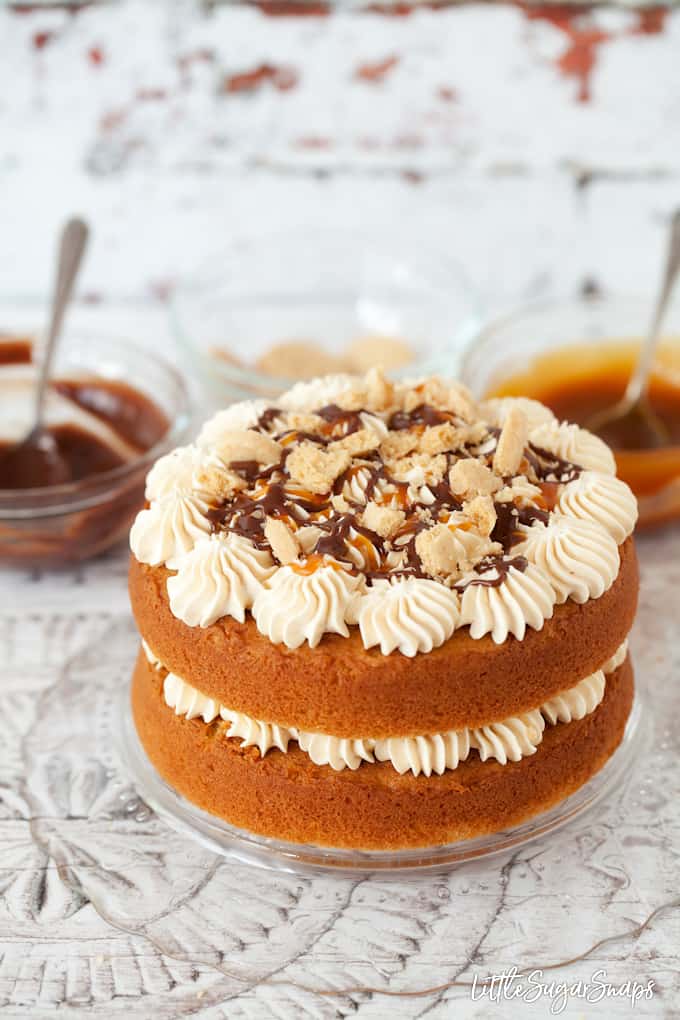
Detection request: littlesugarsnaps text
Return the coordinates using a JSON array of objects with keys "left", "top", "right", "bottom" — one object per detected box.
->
[{"left": 470, "top": 967, "right": 655, "bottom": 1014}]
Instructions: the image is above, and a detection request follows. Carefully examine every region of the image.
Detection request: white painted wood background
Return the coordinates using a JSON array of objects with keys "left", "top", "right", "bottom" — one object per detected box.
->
[{"left": 1, "top": 2, "right": 679, "bottom": 1017}]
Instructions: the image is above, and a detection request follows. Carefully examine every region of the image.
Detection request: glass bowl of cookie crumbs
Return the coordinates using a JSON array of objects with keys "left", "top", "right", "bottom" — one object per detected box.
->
[{"left": 170, "top": 229, "right": 479, "bottom": 407}]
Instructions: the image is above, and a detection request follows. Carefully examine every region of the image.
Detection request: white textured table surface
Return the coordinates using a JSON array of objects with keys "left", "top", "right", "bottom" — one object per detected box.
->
[
  {"left": 1, "top": 531, "right": 679, "bottom": 1019},
  {"left": 2, "top": 2, "right": 680, "bottom": 1017}
]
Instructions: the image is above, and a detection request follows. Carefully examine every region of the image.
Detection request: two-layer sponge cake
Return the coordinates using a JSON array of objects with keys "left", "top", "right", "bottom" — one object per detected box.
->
[{"left": 128, "top": 370, "right": 639, "bottom": 850}]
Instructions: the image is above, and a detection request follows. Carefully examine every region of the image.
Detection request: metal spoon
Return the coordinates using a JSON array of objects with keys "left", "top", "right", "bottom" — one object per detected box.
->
[
  {"left": 586, "top": 209, "right": 680, "bottom": 445},
  {"left": 0, "top": 218, "right": 89, "bottom": 488}
]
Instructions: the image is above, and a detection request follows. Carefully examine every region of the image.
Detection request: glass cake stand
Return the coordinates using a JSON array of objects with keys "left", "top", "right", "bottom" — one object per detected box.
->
[{"left": 116, "top": 684, "right": 647, "bottom": 876}]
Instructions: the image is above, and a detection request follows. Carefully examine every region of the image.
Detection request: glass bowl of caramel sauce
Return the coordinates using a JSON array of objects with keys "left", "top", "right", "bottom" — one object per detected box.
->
[
  {"left": 0, "top": 331, "right": 190, "bottom": 567},
  {"left": 460, "top": 294, "right": 680, "bottom": 529}
]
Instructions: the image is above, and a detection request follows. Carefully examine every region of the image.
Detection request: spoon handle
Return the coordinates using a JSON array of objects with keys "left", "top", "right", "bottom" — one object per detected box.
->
[
  {"left": 625, "top": 208, "right": 680, "bottom": 405},
  {"left": 34, "top": 217, "right": 89, "bottom": 429}
]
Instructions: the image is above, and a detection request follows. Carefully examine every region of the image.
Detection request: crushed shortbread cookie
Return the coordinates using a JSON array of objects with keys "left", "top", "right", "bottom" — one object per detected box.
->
[
  {"left": 462, "top": 494, "right": 497, "bottom": 537},
  {"left": 402, "top": 384, "right": 432, "bottom": 414},
  {"left": 332, "top": 428, "right": 382, "bottom": 457},
  {"left": 446, "top": 383, "right": 477, "bottom": 423},
  {"left": 339, "top": 368, "right": 396, "bottom": 413},
  {"left": 399, "top": 377, "right": 476, "bottom": 421},
  {"left": 286, "top": 412, "right": 326, "bottom": 434},
  {"left": 361, "top": 501, "right": 405, "bottom": 539},
  {"left": 264, "top": 517, "right": 299, "bottom": 565},
  {"left": 390, "top": 452, "right": 447, "bottom": 486},
  {"left": 449, "top": 458, "right": 502, "bottom": 498},
  {"left": 415, "top": 523, "right": 467, "bottom": 578},
  {"left": 214, "top": 430, "right": 282, "bottom": 468},
  {"left": 331, "top": 492, "right": 351, "bottom": 513},
  {"left": 496, "top": 476, "right": 543, "bottom": 506},
  {"left": 286, "top": 442, "right": 351, "bottom": 494},
  {"left": 413, "top": 505, "right": 434, "bottom": 525},
  {"left": 457, "top": 421, "right": 489, "bottom": 448},
  {"left": 419, "top": 423, "right": 466, "bottom": 456},
  {"left": 493, "top": 407, "right": 528, "bottom": 477},
  {"left": 194, "top": 464, "right": 247, "bottom": 502},
  {"left": 333, "top": 387, "right": 366, "bottom": 412},
  {"left": 380, "top": 430, "right": 420, "bottom": 461},
  {"left": 364, "top": 367, "right": 394, "bottom": 411}
]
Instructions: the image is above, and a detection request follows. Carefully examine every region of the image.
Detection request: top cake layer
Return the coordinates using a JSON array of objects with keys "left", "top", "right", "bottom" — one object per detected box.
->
[{"left": 129, "top": 370, "right": 638, "bottom": 657}]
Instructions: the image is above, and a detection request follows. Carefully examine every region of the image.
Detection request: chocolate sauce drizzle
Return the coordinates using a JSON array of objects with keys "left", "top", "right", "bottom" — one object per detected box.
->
[
  {"left": 419, "top": 478, "right": 463, "bottom": 518},
  {"left": 312, "top": 512, "right": 385, "bottom": 567},
  {"left": 455, "top": 554, "right": 529, "bottom": 591},
  {"left": 317, "top": 404, "right": 365, "bottom": 435},
  {"left": 389, "top": 403, "right": 454, "bottom": 431},
  {"left": 367, "top": 517, "right": 430, "bottom": 581},
  {"left": 256, "top": 407, "right": 283, "bottom": 431},
  {"left": 525, "top": 442, "right": 581, "bottom": 484},
  {"left": 491, "top": 500, "right": 550, "bottom": 553},
  {"left": 333, "top": 458, "right": 410, "bottom": 511},
  {"left": 204, "top": 401, "right": 579, "bottom": 582}
]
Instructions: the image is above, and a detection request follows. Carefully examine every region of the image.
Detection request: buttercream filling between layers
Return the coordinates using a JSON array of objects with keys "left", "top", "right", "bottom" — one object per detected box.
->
[{"left": 141, "top": 638, "right": 629, "bottom": 777}]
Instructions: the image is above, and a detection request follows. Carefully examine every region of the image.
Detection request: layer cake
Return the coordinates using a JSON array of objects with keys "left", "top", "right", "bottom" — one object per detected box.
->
[{"left": 128, "top": 371, "right": 639, "bottom": 849}]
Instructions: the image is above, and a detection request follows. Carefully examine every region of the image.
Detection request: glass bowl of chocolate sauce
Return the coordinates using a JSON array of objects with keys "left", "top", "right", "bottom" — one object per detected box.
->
[
  {"left": 459, "top": 294, "right": 680, "bottom": 529},
  {"left": 0, "top": 333, "right": 190, "bottom": 567}
]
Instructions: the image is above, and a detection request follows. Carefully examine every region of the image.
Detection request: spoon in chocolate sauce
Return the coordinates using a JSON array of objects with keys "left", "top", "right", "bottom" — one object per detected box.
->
[{"left": 0, "top": 218, "right": 89, "bottom": 488}]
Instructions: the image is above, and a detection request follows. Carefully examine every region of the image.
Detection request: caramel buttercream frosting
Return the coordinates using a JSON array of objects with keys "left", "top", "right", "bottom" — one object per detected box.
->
[{"left": 130, "top": 369, "right": 638, "bottom": 652}]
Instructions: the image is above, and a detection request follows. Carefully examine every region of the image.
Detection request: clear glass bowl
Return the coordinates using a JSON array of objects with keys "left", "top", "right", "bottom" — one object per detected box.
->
[
  {"left": 0, "top": 310, "right": 191, "bottom": 567},
  {"left": 170, "top": 229, "right": 480, "bottom": 408},
  {"left": 459, "top": 294, "right": 680, "bottom": 528}
]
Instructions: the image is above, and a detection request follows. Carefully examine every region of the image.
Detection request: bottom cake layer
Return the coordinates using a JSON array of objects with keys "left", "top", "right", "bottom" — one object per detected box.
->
[{"left": 131, "top": 651, "right": 634, "bottom": 850}]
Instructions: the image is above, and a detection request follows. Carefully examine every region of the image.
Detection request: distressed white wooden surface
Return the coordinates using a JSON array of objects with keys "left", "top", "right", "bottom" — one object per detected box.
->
[{"left": 1, "top": 2, "right": 680, "bottom": 1017}]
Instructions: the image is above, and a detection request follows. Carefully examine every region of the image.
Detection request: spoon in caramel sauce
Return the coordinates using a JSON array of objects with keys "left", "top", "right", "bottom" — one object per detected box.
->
[
  {"left": 0, "top": 217, "right": 89, "bottom": 488},
  {"left": 586, "top": 209, "right": 680, "bottom": 446}
]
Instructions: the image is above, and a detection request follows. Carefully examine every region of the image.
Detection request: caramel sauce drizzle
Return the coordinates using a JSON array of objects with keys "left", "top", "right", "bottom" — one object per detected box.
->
[
  {"left": 205, "top": 402, "right": 580, "bottom": 582},
  {"left": 290, "top": 553, "right": 344, "bottom": 575}
]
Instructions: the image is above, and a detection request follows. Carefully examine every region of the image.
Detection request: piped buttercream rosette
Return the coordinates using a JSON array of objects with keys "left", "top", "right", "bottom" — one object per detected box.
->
[
  {"left": 515, "top": 516, "right": 620, "bottom": 605},
  {"left": 130, "top": 489, "right": 211, "bottom": 569},
  {"left": 349, "top": 576, "right": 460, "bottom": 657},
  {"left": 529, "top": 420, "right": 617, "bottom": 475},
  {"left": 167, "top": 532, "right": 275, "bottom": 627},
  {"left": 556, "top": 470, "right": 638, "bottom": 544},
  {"left": 457, "top": 560, "right": 556, "bottom": 644},
  {"left": 252, "top": 561, "right": 363, "bottom": 649}
]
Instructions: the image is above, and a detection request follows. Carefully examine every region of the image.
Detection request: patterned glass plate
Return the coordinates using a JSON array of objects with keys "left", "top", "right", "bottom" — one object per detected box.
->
[{"left": 115, "top": 683, "right": 647, "bottom": 876}]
